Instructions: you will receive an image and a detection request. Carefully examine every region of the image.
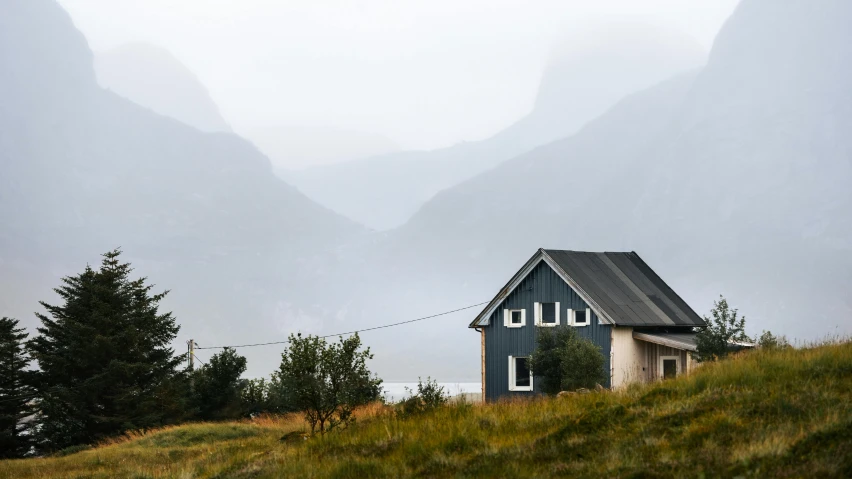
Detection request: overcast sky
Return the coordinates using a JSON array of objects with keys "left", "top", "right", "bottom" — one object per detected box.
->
[{"left": 59, "top": 0, "right": 739, "bottom": 150}]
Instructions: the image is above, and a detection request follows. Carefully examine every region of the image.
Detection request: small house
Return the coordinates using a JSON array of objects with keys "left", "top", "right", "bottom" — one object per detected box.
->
[{"left": 469, "top": 249, "right": 706, "bottom": 402}]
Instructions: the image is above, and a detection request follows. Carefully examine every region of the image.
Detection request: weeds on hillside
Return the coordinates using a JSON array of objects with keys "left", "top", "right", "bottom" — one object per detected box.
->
[{"left": 1, "top": 341, "right": 851, "bottom": 478}]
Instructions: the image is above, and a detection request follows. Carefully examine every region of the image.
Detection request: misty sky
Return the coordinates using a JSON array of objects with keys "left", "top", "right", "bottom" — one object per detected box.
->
[{"left": 59, "top": 0, "right": 739, "bottom": 151}]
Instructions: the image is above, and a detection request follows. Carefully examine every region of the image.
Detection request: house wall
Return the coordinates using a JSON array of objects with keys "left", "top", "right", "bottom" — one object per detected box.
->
[
  {"left": 611, "top": 332, "right": 696, "bottom": 387},
  {"left": 610, "top": 327, "right": 644, "bottom": 389},
  {"left": 483, "top": 261, "right": 612, "bottom": 402},
  {"left": 644, "top": 343, "right": 689, "bottom": 380}
]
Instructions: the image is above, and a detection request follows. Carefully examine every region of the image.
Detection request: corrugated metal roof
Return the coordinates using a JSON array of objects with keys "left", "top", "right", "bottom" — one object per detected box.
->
[
  {"left": 543, "top": 250, "right": 705, "bottom": 327},
  {"left": 633, "top": 331, "right": 699, "bottom": 351}
]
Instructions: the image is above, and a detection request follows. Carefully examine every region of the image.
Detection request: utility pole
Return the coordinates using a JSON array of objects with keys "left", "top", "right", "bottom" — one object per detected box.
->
[{"left": 187, "top": 339, "right": 195, "bottom": 370}]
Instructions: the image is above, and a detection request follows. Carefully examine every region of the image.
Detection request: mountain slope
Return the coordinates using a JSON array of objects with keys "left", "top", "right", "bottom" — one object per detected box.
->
[
  {"left": 387, "top": 0, "right": 852, "bottom": 346},
  {"left": 246, "top": 125, "right": 400, "bottom": 170},
  {"left": 281, "top": 25, "right": 706, "bottom": 230},
  {"left": 0, "top": 0, "right": 364, "bottom": 376},
  {"left": 95, "top": 42, "right": 231, "bottom": 133}
]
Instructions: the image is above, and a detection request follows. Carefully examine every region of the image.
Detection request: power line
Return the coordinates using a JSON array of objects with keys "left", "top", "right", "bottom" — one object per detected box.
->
[
  {"left": 191, "top": 352, "right": 207, "bottom": 366},
  {"left": 0, "top": 302, "right": 489, "bottom": 404},
  {"left": 196, "top": 301, "right": 489, "bottom": 350}
]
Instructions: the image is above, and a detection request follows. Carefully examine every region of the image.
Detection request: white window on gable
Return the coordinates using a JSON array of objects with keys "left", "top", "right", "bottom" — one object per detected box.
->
[
  {"left": 568, "top": 307, "right": 591, "bottom": 327},
  {"left": 503, "top": 308, "right": 526, "bottom": 328},
  {"left": 534, "top": 302, "right": 560, "bottom": 327},
  {"left": 508, "top": 356, "right": 533, "bottom": 391}
]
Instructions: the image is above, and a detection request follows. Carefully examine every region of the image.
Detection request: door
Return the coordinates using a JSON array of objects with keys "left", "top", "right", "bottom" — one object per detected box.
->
[{"left": 660, "top": 356, "right": 679, "bottom": 380}]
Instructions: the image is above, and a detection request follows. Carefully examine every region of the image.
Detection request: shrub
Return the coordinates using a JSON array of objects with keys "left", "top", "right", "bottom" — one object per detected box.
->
[
  {"left": 396, "top": 377, "right": 448, "bottom": 418},
  {"left": 756, "top": 330, "right": 791, "bottom": 350},
  {"left": 528, "top": 327, "right": 607, "bottom": 394}
]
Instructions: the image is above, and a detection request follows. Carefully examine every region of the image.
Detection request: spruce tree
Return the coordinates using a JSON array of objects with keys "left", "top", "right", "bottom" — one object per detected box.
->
[
  {"left": 28, "top": 249, "right": 187, "bottom": 451},
  {"left": 0, "top": 317, "right": 36, "bottom": 458},
  {"left": 191, "top": 347, "right": 247, "bottom": 420}
]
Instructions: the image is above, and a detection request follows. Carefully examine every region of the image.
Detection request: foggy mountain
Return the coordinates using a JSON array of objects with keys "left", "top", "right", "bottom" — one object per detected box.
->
[
  {"left": 280, "top": 26, "right": 706, "bottom": 230},
  {"left": 94, "top": 42, "right": 231, "bottom": 133},
  {"left": 0, "top": 0, "right": 366, "bottom": 374},
  {"left": 246, "top": 125, "right": 400, "bottom": 170},
  {"left": 2, "top": 0, "right": 849, "bottom": 384},
  {"left": 352, "top": 0, "right": 852, "bottom": 380}
]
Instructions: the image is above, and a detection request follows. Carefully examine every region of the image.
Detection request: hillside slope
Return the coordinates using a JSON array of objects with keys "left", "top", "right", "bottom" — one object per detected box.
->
[
  {"left": 281, "top": 25, "right": 705, "bottom": 230},
  {"left": 95, "top": 42, "right": 232, "bottom": 133},
  {"left": 3, "top": 342, "right": 850, "bottom": 478}
]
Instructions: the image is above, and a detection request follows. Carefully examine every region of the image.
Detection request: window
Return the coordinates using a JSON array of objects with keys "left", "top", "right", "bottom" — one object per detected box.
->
[
  {"left": 660, "top": 356, "right": 680, "bottom": 380},
  {"left": 534, "top": 302, "right": 560, "bottom": 327},
  {"left": 503, "top": 309, "right": 526, "bottom": 328},
  {"left": 568, "top": 308, "right": 591, "bottom": 327},
  {"left": 508, "top": 356, "right": 533, "bottom": 391}
]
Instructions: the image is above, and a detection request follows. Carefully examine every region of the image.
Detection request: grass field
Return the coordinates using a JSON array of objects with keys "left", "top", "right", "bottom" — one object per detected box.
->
[{"left": 2, "top": 341, "right": 851, "bottom": 478}]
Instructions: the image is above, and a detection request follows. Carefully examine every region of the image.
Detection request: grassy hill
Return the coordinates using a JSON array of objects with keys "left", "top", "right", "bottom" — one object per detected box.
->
[{"left": 2, "top": 341, "right": 851, "bottom": 478}]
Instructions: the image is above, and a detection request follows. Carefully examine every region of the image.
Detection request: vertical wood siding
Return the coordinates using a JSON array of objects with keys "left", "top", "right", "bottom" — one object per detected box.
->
[
  {"left": 643, "top": 343, "right": 689, "bottom": 380},
  {"left": 484, "top": 261, "right": 612, "bottom": 401}
]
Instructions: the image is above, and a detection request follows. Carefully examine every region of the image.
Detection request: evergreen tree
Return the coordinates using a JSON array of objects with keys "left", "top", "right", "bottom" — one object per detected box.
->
[
  {"left": 191, "top": 347, "right": 247, "bottom": 420},
  {"left": 0, "top": 317, "right": 36, "bottom": 458},
  {"left": 28, "top": 249, "right": 187, "bottom": 451}
]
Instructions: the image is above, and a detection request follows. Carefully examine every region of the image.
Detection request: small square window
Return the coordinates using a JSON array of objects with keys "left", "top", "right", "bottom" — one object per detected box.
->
[
  {"left": 509, "top": 356, "right": 533, "bottom": 391},
  {"left": 504, "top": 309, "right": 526, "bottom": 328},
  {"left": 569, "top": 308, "right": 591, "bottom": 327}
]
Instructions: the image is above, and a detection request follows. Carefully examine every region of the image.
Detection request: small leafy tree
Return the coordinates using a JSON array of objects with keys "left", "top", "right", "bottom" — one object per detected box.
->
[
  {"left": 397, "top": 377, "right": 448, "bottom": 418},
  {"left": 694, "top": 295, "right": 751, "bottom": 362},
  {"left": 529, "top": 327, "right": 607, "bottom": 394},
  {"left": 28, "top": 249, "right": 188, "bottom": 451},
  {"left": 0, "top": 317, "right": 36, "bottom": 458},
  {"left": 276, "top": 333, "right": 382, "bottom": 435},
  {"left": 191, "top": 347, "right": 247, "bottom": 420},
  {"left": 756, "top": 330, "right": 790, "bottom": 350},
  {"left": 240, "top": 378, "right": 270, "bottom": 416}
]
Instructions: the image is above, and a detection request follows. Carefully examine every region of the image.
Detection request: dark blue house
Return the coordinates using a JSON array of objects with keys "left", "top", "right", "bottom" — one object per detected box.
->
[{"left": 469, "top": 249, "right": 706, "bottom": 402}]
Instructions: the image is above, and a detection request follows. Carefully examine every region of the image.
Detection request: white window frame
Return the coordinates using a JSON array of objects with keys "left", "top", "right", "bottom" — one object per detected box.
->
[
  {"left": 508, "top": 355, "right": 533, "bottom": 391},
  {"left": 659, "top": 355, "right": 681, "bottom": 380},
  {"left": 534, "top": 301, "right": 560, "bottom": 327},
  {"left": 503, "top": 308, "right": 526, "bottom": 328},
  {"left": 568, "top": 307, "right": 591, "bottom": 327}
]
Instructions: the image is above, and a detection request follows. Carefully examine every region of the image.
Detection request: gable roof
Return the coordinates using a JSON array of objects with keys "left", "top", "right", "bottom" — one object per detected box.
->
[{"left": 470, "top": 249, "right": 705, "bottom": 328}]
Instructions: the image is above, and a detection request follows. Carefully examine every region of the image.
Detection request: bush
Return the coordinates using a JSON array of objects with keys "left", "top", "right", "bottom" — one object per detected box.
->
[
  {"left": 756, "top": 330, "right": 791, "bottom": 350},
  {"left": 528, "top": 328, "right": 607, "bottom": 394},
  {"left": 396, "top": 377, "right": 448, "bottom": 418}
]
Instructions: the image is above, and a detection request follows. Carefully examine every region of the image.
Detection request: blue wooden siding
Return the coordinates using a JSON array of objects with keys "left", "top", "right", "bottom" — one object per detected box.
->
[{"left": 483, "top": 260, "right": 612, "bottom": 401}]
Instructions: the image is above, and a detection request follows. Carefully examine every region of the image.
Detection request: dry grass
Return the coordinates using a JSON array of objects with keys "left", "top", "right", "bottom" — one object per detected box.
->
[{"left": 2, "top": 341, "right": 851, "bottom": 478}]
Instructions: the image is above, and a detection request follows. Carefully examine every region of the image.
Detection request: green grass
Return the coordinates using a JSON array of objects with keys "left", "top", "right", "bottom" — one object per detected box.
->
[{"left": 2, "top": 341, "right": 851, "bottom": 478}]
